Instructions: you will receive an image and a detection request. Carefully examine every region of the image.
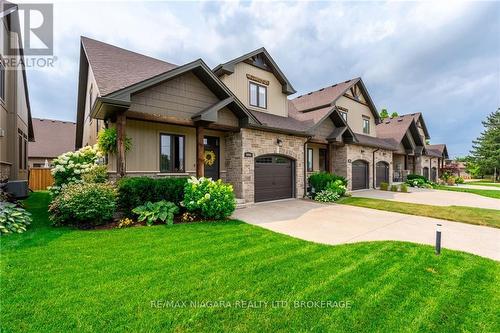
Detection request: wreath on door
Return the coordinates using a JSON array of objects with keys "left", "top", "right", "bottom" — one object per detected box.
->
[{"left": 204, "top": 150, "right": 216, "bottom": 167}]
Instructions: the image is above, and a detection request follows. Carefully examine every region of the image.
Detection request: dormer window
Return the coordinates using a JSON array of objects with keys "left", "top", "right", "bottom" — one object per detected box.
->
[{"left": 249, "top": 82, "right": 267, "bottom": 109}]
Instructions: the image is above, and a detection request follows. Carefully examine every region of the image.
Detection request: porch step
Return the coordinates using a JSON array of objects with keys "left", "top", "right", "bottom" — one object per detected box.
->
[{"left": 235, "top": 198, "right": 247, "bottom": 209}]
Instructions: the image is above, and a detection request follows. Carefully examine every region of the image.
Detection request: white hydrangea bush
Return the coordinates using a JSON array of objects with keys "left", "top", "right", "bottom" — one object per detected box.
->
[{"left": 49, "top": 145, "right": 103, "bottom": 196}]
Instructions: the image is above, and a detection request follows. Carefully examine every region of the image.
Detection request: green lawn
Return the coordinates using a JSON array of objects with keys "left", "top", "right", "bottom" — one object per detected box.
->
[
  {"left": 434, "top": 185, "right": 500, "bottom": 199},
  {"left": 338, "top": 197, "right": 500, "bottom": 228},
  {"left": 1, "top": 192, "right": 499, "bottom": 332},
  {"left": 467, "top": 181, "right": 500, "bottom": 188}
]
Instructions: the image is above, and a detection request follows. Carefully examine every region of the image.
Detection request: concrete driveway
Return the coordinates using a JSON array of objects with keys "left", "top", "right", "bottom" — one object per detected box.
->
[
  {"left": 232, "top": 200, "right": 500, "bottom": 261},
  {"left": 351, "top": 188, "right": 500, "bottom": 210}
]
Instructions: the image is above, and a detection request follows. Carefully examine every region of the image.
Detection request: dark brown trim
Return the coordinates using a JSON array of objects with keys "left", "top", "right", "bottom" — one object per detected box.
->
[
  {"left": 343, "top": 93, "right": 369, "bottom": 106},
  {"left": 196, "top": 126, "right": 204, "bottom": 177},
  {"left": 126, "top": 111, "right": 240, "bottom": 132},
  {"left": 159, "top": 133, "right": 186, "bottom": 173},
  {"left": 319, "top": 148, "right": 327, "bottom": 172}
]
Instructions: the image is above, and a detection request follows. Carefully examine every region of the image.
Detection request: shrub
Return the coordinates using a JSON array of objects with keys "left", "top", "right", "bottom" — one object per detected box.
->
[
  {"left": 390, "top": 185, "right": 398, "bottom": 192},
  {"left": 97, "top": 127, "right": 132, "bottom": 155},
  {"left": 81, "top": 165, "right": 108, "bottom": 183},
  {"left": 309, "top": 172, "right": 347, "bottom": 193},
  {"left": 325, "top": 179, "right": 347, "bottom": 197},
  {"left": 314, "top": 190, "right": 340, "bottom": 202},
  {"left": 117, "top": 177, "right": 187, "bottom": 215},
  {"left": 379, "top": 182, "right": 389, "bottom": 191},
  {"left": 400, "top": 183, "right": 408, "bottom": 193},
  {"left": 117, "top": 217, "right": 136, "bottom": 228},
  {"left": 406, "top": 178, "right": 427, "bottom": 188},
  {"left": 49, "top": 145, "right": 102, "bottom": 196},
  {"left": 49, "top": 183, "right": 116, "bottom": 226},
  {"left": 0, "top": 202, "right": 31, "bottom": 235},
  {"left": 132, "top": 201, "right": 179, "bottom": 226},
  {"left": 455, "top": 177, "right": 464, "bottom": 184},
  {"left": 407, "top": 174, "right": 427, "bottom": 182},
  {"left": 182, "top": 177, "right": 236, "bottom": 220},
  {"left": 446, "top": 177, "right": 456, "bottom": 186}
]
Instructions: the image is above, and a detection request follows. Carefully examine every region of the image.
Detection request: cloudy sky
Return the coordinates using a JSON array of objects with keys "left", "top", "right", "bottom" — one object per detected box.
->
[{"left": 27, "top": 0, "right": 499, "bottom": 157}]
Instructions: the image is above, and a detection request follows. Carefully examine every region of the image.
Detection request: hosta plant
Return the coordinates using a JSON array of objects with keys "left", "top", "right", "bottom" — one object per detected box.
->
[
  {"left": 314, "top": 190, "right": 340, "bottom": 203},
  {"left": 0, "top": 202, "right": 32, "bottom": 235},
  {"left": 132, "top": 201, "right": 179, "bottom": 226},
  {"left": 182, "top": 177, "right": 236, "bottom": 220}
]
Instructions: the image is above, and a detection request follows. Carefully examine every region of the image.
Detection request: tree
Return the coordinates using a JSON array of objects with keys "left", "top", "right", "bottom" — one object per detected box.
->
[
  {"left": 391, "top": 112, "right": 399, "bottom": 118},
  {"left": 470, "top": 108, "right": 500, "bottom": 180},
  {"left": 380, "top": 108, "right": 389, "bottom": 120}
]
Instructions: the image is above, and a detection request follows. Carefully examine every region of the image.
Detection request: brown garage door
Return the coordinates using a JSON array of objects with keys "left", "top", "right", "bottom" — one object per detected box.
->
[
  {"left": 255, "top": 155, "right": 294, "bottom": 202},
  {"left": 352, "top": 160, "right": 368, "bottom": 190},
  {"left": 376, "top": 161, "right": 389, "bottom": 187}
]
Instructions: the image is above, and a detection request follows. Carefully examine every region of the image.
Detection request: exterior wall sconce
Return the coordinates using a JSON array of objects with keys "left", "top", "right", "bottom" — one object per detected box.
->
[{"left": 276, "top": 138, "right": 283, "bottom": 147}]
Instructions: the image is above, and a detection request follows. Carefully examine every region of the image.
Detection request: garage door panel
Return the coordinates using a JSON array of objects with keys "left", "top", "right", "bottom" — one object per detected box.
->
[
  {"left": 255, "top": 155, "right": 293, "bottom": 202},
  {"left": 352, "top": 160, "right": 368, "bottom": 190}
]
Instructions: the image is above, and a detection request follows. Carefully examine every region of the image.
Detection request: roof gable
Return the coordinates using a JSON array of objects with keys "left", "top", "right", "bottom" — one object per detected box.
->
[
  {"left": 290, "top": 78, "right": 381, "bottom": 122},
  {"left": 376, "top": 115, "right": 425, "bottom": 148},
  {"left": 213, "top": 47, "right": 296, "bottom": 95}
]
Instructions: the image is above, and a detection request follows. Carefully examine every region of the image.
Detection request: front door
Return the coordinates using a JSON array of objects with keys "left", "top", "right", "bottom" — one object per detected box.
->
[{"left": 204, "top": 136, "right": 219, "bottom": 180}]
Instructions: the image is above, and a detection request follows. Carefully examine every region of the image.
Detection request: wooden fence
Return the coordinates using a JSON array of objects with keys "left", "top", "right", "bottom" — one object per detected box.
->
[{"left": 29, "top": 168, "right": 54, "bottom": 191}]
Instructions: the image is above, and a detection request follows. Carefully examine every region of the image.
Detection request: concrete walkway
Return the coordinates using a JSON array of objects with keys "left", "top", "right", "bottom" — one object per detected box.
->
[
  {"left": 456, "top": 184, "right": 500, "bottom": 191},
  {"left": 351, "top": 188, "right": 500, "bottom": 210},
  {"left": 232, "top": 200, "right": 500, "bottom": 261}
]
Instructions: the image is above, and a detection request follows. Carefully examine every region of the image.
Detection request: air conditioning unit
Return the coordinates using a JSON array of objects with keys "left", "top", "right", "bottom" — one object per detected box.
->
[{"left": 5, "top": 180, "right": 29, "bottom": 199}]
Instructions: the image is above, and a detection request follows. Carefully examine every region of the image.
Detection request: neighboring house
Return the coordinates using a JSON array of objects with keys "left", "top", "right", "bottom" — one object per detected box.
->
[
  {"left": 445, "top": 160, "right": 470, "bottom": 179},
  {"left": 75, "top": 37, "right": 448, "bottom": 203},
  {"left": 376, "top": 114, "right": 449, "bottom": 182},
  {"left": 0, "top": 1, "right": 34, "bottom": 183},
  {"left": 29, "top": 118, "right": 76, "bottom": 167}
]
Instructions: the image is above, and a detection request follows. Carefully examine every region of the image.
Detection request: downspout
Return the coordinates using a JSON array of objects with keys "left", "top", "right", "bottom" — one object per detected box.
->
[
  {"left": 304, "top": 136, "right": 312, "bottom": 198},
  {"left": 372, "top": 148, "right": 380, "bottom": 189}
]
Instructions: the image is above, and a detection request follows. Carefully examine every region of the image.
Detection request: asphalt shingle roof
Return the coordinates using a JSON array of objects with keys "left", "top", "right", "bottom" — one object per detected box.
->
[
  {"left": 81, "top": 36, "right": 177, "bottom": 96},
  {"left": 29, "top": 118, "right": 76, "bottom": 158}
]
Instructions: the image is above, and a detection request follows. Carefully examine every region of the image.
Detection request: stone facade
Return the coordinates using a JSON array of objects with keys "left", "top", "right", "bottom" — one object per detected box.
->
[
  {"left": 0, "top": 162, "right": 11, "bottom": 182},
  {"left": 225, "top": 128, "right": 306, "bottom": 204},
  {"left": 416, "top": 155, "right": 440, "bottom": 181},
  {"left": 332, "top": 144, "right": 393, "bottom": 190}
]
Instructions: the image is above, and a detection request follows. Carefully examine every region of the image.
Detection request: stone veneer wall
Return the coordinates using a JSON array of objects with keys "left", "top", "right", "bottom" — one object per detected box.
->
[
  {"left": 417, "top": 156, "right": 440, "bottom": 180},
  {"left": 0, "top": 163, "right": 11, "bottom": 182},
  {"left": 225, "top": 128, "right": 306, "bottom": 204},
  {"left": 332, "top": 144, "right": 393, "bottom": 190}
]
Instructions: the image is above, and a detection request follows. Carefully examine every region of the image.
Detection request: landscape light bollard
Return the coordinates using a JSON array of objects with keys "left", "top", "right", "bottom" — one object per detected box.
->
[{"left": 435, "top": 224, "right": 442, "bottom": 255}]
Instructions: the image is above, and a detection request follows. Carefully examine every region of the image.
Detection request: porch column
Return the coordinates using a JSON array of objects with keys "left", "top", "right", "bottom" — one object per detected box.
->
[
  {"left": 196, "top": 126, "right": 205, "bottom": 178},
  {"left": 327, "top": 143, "right": 333, "bottom": 173},
  {"left": 116, "top": 111, "right": 127, "bottom": 178}
]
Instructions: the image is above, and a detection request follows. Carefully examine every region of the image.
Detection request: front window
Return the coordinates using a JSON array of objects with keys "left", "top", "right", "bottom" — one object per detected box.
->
[
  {"left": 319, "top": 148, "right": 327, "bottom": 172},
  {"left": 307, "top": 148, "right": 313, "bottom": 172},
  {"left": 160, "top": 134, "right": 185, "bottom": 172},
  {"left": 249, "top": 82, "right": 267, "bottom": 109},
  {"left": 362, "top": 118, "right": 370, "bottom": 134}
]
